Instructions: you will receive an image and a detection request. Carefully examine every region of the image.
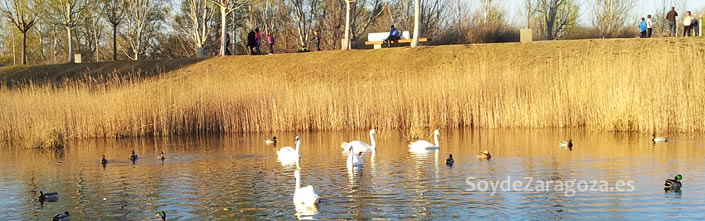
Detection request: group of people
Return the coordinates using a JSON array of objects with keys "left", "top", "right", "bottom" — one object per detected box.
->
[
  {"left": 221, "top": 28, "right": 276, "bottom": 56},
  {"left": 246, "top": 28, "right": 276, "bottom": 55},
  {"left": 649, "top": 7, "right": 701, "bottom": 38}
]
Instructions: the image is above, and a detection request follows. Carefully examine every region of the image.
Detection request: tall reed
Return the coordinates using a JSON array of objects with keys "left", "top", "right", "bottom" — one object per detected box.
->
[{"left": 1, "top": 38, "right": 704, "bottom": 145}]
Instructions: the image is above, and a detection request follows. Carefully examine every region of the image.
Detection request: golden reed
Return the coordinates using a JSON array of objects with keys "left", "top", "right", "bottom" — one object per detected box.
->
[{"left": 1, "top": 38, "right": 704, "bottom": 147}]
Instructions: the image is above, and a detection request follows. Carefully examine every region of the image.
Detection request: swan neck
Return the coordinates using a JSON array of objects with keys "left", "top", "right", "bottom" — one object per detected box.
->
[
  {"left": 434, "top": 133, "right": 439, "bottom": 147},
  {"left": 370, "top": 132, "right": 376, "bottom": 149},
  {"left": 295, "top": 140, "right": 300, "bottom": 153},
  {"left": 295, "top": 174, "right": 301, "bottom": 190}
]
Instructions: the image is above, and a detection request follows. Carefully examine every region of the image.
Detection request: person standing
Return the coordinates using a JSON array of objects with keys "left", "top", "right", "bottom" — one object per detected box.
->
[
  {"left": 255, "top": 28, "right": 262, "bottom": 55},
  {"left": 225, "top": 33, "right": 232, "bottom": 55},
  {"left": 247, "top": 30, "right": 257, "bottom": 55},
  {"left": 693, "top": 15, "right": 700, "bottom": 37},
  {"left": 683, "top": 11, "right": 693, "bottom": 37},
  {"left": 639, "top": 17, "right": 647, "bottom": 38},
  {"left": 666, "top": 7, "right": 678, "bottom": 37},
  {"left": 646, "top": 15, "right": 653, "bottom": 38},
  {"left": 267, "top": 32, "right": 275, "bottom": 54},
  {"left": 313, "top": 30, "right": 321, "bottom": 51}
]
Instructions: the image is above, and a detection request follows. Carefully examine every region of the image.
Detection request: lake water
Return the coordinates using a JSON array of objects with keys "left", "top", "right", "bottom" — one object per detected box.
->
[{"left": 2, "top": 129, "right": 705, "bottom": 220}]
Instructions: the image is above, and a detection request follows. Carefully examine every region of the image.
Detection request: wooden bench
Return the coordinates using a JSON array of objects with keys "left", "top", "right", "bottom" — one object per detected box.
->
[{"left": 364, "top": 31, "right": 428, "bottom": 49}]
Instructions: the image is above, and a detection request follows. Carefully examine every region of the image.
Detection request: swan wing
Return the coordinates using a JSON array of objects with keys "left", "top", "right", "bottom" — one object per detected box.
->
[
  {"left": 277, "top": 146, "right": 296, "bottom": 155},
  {"left": 294, "top": 186, "right": 320, "bottom": 205},
  {"left": 342, "top": 141, "right": 371, "bottom": 152},
  {"left": 408, "top": 140, "right": 434, "bottom": 149}
]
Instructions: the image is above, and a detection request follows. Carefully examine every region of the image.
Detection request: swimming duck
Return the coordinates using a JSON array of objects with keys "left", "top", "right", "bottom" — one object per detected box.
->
[
  {"left": 476, "top": 151, "right": 491, "bottom": 160},
  {"left": 155, "top": 211, "right": 166, "bottom": 221},
  {"left": 39, "top": 191, "right": 59, "bottom": 202},
  {"left": 265, "top": 136, "right": 277, "bottom": 145},
  {"left": 664, "top": 174, "right": 682, "bottom": 192},
  {"left": 52, "top": 211, "right": 70, "bottom": 221},
  {"left": 130, "top": 150, "right": 138, "bottom": 161},
  {"left": 446, "top": 154, "right": 454, "bottom": 166},
  {"left": 652, "top": 133, "right": 669, "bottom": 143},
  {"left": 158, "top": 152, "right": 165, "bottom": 161},
  {"left": 560, "top": 139, "right": 573, "bottom": 148},
  {"left": 101, "top": 155, "right": 108, "bottom": 165}
]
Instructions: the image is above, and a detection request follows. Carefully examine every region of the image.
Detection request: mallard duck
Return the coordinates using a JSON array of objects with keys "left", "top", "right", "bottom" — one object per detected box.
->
[
  {"left": 130, "top": 150, "right": 138, "bottom": 161},
  {"left": 155, "top": 211, "right": 166, "bottom": 221},
  {"left": 652, "top": 133, "right": 669, "bottom": 143},
  {"left": 158, "top": 152, "right": 165, "bottom": 161},
  {"left": 477, "top": 151, "right": 491, "bottom": 160},
  {"left": 664, "top": 174, "right": 682, "bottom": 192},
  {"left": 265, "top": 136, "right": 277, "bottom": 145},
  {"left": 560, "top": 139, "right": 573, "bottom": 148},
  {"left": 101, "top": 155, "right": 108, "bottom": 165},
  {"left": 446, "top": 154, "right": 454, "bottom": 166},
  {"left": 52, "top": 211, "right": 70, "bottom": 221},
  {"left": 39, "top": 191, "right": 59, "bottom": 202}
]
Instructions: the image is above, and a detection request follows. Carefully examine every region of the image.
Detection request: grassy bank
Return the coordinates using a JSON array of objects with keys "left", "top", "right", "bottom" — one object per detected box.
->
[{"left": 2, "top": 38, "right": 705, "bottom": 146}]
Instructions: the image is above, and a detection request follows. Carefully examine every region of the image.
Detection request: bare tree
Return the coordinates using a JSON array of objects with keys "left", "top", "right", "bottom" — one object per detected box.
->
[
  {"left": 1, "top": 0, "right": 38, "bottom": 65},
  {"left": 179, "top": 0, "right": 214, "bottom": 55},
  {"left": 343, "top": 0, "right": 382, "bottom": 49},
  {"left": 289, "top": 0, "right": 319, "bottom": 50},
  {"left": 527, "top": 0, "right": 579, "bottom": 40},
  {"left": 592, "top": 0, "right": 636, "bottom": 38},
  {"left": 123, "top": 0, "right": 163, "bottom": 60},
  {"left": 100, "top": 0, "right": 126, "bottom": 61},
  {"left": 42, "top": 0, "right": 94, "bottom": 63},
  {"left": 212, "top": 0, "right": 248, "bottom": 56}
]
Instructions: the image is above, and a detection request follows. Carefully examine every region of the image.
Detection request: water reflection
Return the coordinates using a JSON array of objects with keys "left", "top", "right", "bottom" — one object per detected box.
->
[{"left": 1, "top": 129, "right": 705, "bottom": 219}]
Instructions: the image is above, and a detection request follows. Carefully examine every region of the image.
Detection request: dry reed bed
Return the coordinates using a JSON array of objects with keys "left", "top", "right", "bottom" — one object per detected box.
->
[{"left": 1, "top": 38, "right": 704, "bottom": 146}]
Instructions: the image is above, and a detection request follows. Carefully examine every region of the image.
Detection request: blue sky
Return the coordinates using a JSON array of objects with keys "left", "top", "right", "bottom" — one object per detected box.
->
[{"left": 464, "top": 0, "right": 705, "bottom": 25}]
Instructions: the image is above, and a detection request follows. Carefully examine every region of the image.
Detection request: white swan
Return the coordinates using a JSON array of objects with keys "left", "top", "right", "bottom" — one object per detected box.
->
[
  {"left": 347, "top": 146, "right": 363, "bottom": 168},
  {"left": 409, "top": 129, "right": 440, "bottom": 152},
  {"left": 293, "top": 170, "right": 320, "bottom": 208},
  {"left": 277, "top": 136, "right": 301, "bottom": 164},
  {"left": 341, "top": 129, "right": 377, "bottom": 153}
]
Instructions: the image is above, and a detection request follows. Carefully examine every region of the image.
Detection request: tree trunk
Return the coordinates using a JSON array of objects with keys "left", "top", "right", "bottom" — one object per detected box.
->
[
  {"left": 94, "top": 26, "right": 100, "bottom": 62},
  {"left": 411, "top": 0, "right": 420, "bottom": 48},
  {"left": 22, "top": 31, "right": 28, "bottom": 65},
  {"left": 113, "top": 24, "right": 118, "bottom": 61},
  {"left": 113, "top": 23, "right": 118, "bottom": 61},
  {"left": 219, "top": 6, "right": 226, "bottom": 56},
  {"left": 344, "top": 0, "right": 351, "bottom": 50},
  {"left": 67, "top": 26, "right": 74, "bottom": 63}
]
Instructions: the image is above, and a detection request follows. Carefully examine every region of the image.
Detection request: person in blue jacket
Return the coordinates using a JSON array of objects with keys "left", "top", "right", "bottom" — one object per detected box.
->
[
  {"left": 385, "top": 25, "right": 401, "bottom": 47},
  {"left": 639, "top": 17, "right": 647, "bottom": 38}
]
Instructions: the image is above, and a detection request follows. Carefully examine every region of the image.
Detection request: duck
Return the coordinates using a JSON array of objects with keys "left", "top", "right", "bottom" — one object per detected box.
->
[
  {"left": 664, "top": 174, "right": 682, "bottom": 192},
  {"left": 101, "top": 155, "right": 108, "bottom": 165},
  {"left": 293, "top": 170, "right": 320, "bottom": 208},
  {"left": 446, "top": 154, "right": 454, "bottom": 166},
  {"left": 130, "top": 150, "right": 139, "bottom": 161},
  {"left": 158, "top": 152, "right": 165, "bottom": 161},
  {"left": 155, "top": 211, "right": 166, "bottom": 221},
  {"left": 652, "top": 133, "right": 669, "bottom": 143},
  {"left": 560, "top": 139, "right": 573, "bottom": 148},
  {"left": 265, "top": 136, "right": 277, "bottom": 145},
  {"left": 409, "top": 129, "right": 440, "bottom": 152},
  {"left": 39, "top": 191, "right": 59, "bottom": 202},
  {"left": 52, "top": 211, "right": 70, "bottom": 221},
  {"left": 476, "top": 150, "right": 491, "bottom": 160},
  {"left": 341, "top": 129, "right": 377, "bottom": 153}
]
